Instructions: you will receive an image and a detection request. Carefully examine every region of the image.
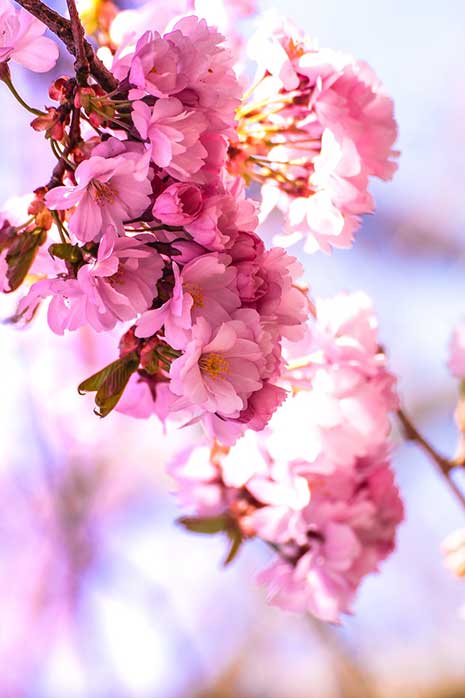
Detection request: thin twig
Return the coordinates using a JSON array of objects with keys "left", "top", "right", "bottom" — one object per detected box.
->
[
  {"left": 14, "top": 0, "right": 117, "bottom": 92},
  {"left": 397, "top": 408, "right": 465, "bottom": 509},
  {"left": 46, "top": 103, "right": 81, "bottom": 190}
]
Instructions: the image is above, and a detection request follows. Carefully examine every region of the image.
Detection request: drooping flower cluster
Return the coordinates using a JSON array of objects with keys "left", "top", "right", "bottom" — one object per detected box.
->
[
  {"left": 0, "top": 0, "right": 406, "bottom": 621},
  {"left": 5, "top": 11, "right": 309, "bottom": 441},
  {"left": 170, "top": 292, "right": 404, "bottom": 621},
  {"left": 229, "top": 15, "right": 398, "bottom": 253}
]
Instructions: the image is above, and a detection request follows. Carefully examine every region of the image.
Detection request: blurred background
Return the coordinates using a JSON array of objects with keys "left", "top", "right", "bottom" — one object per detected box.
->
[{"left": 1, "top": 0, "right": 465, "bottom": 696}]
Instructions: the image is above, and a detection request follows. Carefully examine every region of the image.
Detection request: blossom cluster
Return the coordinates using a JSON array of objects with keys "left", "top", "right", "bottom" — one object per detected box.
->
[
  {"left": 170, "top": 292, "right": 404, "bottom": 621},
  {"left": 1, "top": 7, "right": 310, "bottom": 444},
  {"left": 0, "top": 0, "right": 406, "bottom": 621},
  {"left": 230, "top": 15, "right": 398, "bottom": 253}
]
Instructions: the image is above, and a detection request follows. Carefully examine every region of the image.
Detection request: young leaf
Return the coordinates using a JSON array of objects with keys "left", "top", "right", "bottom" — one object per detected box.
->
[
  {"left": 224, "top": 526, "right": 243, "bottom": 566},
  {"left": 78, "top": 351, "right": 140, "bottom": 417},
  {"left": 177, "top": 515, "right": 229, "bottom": 535},
  {"left": 6, "top": 228, "right": 47, "bottom": 291}
]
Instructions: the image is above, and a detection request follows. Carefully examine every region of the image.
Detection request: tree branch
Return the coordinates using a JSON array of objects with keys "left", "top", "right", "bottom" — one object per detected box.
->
[
  {"left": 397, "top": 408, "right": 465, "bottom": 509},
  {"left": 14, "top": 0, "right": 117, "bottom": 92},
  {"left": 66, "top": 0, "right": 89, "bottom": 86}
]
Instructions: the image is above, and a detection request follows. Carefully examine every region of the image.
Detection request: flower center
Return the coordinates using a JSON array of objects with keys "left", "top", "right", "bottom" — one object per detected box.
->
[
  {"left": 183, "top": 282, "right": 204, "bottom": 308},
  {"left": 89, "top": 179, "right": 117, "bottom": 206},
  {"left": 199, "top": 353, "right": 229, "bottom": 379}
]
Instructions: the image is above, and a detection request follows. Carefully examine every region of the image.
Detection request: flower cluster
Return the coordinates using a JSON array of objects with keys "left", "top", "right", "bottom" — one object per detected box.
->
[
  {"left": 170, "top": 292, "right": 403, "bottom": 621},
  {"left": 229, "top": 15, "right": 398, "bottom": 253},
  {"left": 0, "top": 0, "right": 406, "bottom": 621},
  {"left": 5, "top": 11, "right": 309, "bottom": 441}
]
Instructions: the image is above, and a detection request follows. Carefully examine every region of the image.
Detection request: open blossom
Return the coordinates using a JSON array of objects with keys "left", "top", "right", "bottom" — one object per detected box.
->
[
  {"left": 266, "top": 292, "right": 398, "bottom": 472},
  {"left": 18, "top": 232, "right": 164, "bottom": 333},
  {"left": 0, "top": 0, "right": 59, "bottom": 72},
  {"left": 169, "top": 310, "right": 276, "bottom": 418},
  {"left": 244, "top": 247, "right": 309, "bottom": 341},
  {"left": 132, "top": 98, "right": 208, "bottom": 181},
  {"left": 184, "top": 178, "right": 259, "bottom": 250},
  {"left": 45, "top": 140, "right": 152, "bottom": 243},
  {"left": 127, "top": 17, "right": 241, "bottom": 130},
  {"left": 257, "top": 450, "right": 404, "bottom": 622},
  {"left": 170, "top": 430, "right": 403, "bottom": 622},
  {"left": 230, "top": 15, "right": 398, "bottom": 253},
  {"left": 136, "top": 253, "right": 240, "bottom": 349}
]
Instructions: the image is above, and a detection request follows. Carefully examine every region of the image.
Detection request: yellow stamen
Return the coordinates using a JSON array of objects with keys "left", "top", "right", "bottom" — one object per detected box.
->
[
  {"left": 89, "top": 179, "right": 116, "bottom": 206},
  {"left": 199, "top": 353, "right": 229, "bottom": 379},
  {"left": 183, "top": 283, "right": 204, "bottom": 308}
]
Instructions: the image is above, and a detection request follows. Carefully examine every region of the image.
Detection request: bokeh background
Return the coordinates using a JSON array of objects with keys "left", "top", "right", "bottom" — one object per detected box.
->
[{"left": 1, "top": 1, "right": 465, "bottom": 696}]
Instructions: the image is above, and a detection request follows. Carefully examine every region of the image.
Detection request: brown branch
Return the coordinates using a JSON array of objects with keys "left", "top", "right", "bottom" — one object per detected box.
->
[
  {"left": 397, "top": 408, "right": 465, "bottom": 509},
  {"left": 14, "top": 0, "right": 117, "bottom": 92},
  {"left": 66, "top": 0, "right": 89, "bottom": 86}
]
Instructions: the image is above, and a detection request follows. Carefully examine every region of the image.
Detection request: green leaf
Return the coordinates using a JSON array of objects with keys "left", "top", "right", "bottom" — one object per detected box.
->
[
  {"left": 224, "top": 526, "right": 243, "bottom": 566},
  {"left": 78, "top": 351, "right": 139, "bottom": 417},
  {"left": 177, "top": 515, "right": 229, "bottom": 535},
  {"left": 178, "top": 515, "right": 244, "bottom": 565},
  {"left": 6, "top": 228, "right": 47, "bottom": 291}
]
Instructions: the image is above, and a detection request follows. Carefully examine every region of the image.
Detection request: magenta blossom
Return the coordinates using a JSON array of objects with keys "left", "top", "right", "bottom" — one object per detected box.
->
[
  {"left": 45, "top": 140, "right": 152, "bottom": 243},
  {"left": 0, "top": 0, "right": 59, "bottom": 71}
]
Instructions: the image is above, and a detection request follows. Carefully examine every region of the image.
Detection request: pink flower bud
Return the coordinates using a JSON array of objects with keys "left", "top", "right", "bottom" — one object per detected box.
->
[{"left": 153, "top": 183, "right": 203, "bottom": 226}]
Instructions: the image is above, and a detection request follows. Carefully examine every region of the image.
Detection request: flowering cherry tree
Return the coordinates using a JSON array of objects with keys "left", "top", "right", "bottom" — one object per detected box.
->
[{"left": 1, "top": 0, "right": 464, "bottom": 624}]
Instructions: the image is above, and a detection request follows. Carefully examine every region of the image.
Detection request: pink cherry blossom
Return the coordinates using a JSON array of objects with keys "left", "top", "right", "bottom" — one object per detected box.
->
[
  {"left": 152, "top": 182, "right": 203, "bottom": 226},
  {"left": 256, "top": 454, "right": 404, "bottom": 622},
  {"left": 0, "top": 0, "right": 59, "bottom": 72},
  {"left": 169, "top": 311, "right": 271, "bottom": 418},
  {"left": 136, "top": 252, "right": 240, "bottom": 349},
  {"left": 266, "top": 292, "right": 397, "bottom": 473},
  {"left": 166, "top": 16, "right": 241, "bottom": 132},
  {"left": 132, "top": 98, "right": 208, "bottom": 181},
  {"left": 185, "top": 180, "right": 258, "bottom": 251},
  {"left": 231, "top": 16, "right": 398, "bottom": 254},
  {"left": 129, "top": 30, "right": 186, "bottom": 98},
  {"left": 45, "top": 140, "right": 152, "bottom": 243},
  {"left": 19, "top": 232, "right": 164, "bottom": 333},
  {"left": 243, "top": 247, "right": 309, "bottom": 341}
]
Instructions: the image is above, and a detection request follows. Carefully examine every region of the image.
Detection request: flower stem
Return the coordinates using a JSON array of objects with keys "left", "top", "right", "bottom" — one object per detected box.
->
[
  {"left": 2, "top": 76, "right": 45, "bottom": 116},
  {"left": 396, "top": 408, "right": 465, "bottom": 509}
]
